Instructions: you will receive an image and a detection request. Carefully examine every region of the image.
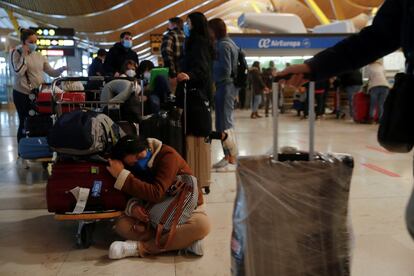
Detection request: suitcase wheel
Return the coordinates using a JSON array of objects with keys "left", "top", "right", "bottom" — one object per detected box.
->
[
  {"left": 76, "top": 221, "right": 95, "bottom": 249},
  {"left": 203, "top": 187, "right": 210, "bottom": 194}
]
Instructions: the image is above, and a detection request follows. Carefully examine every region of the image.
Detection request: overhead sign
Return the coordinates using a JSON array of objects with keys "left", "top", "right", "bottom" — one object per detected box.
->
[
  {"left": 30, "top": 27, "right": 75, "bottom": 37},
  {"left": 150, "top": 34, "right": 163, "bottom": 55},
  {"left": 230, "top": 35, "right": 348, "bottom": 50}
]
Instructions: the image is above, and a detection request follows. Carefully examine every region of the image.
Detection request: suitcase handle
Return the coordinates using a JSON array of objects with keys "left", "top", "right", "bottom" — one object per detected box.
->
[{"left": 272, "top": 80, "right": 315, "bottom": 161}]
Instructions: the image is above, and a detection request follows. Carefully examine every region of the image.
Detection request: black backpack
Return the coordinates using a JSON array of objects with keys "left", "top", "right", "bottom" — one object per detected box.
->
[{"left": 234, "top": 48, "right": 248, "bottom": 89}]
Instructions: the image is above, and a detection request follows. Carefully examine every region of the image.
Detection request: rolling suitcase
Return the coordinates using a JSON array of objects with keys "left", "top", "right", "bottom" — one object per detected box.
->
[
  {"left": 47, "top": 161, "right": 128, "bottom": 213},
  {"left": 231, "top": 80, "right": 354, "bottom": 276},
  {"left": 18, "top": 137, "right": 53, "bottom": 159},
  {"left": 352, "top": 91, "right": 370, "bottom": 123},
  {"left": 37, "top": 91, "right": 86, "bottom": 114},
  {"left": 139, "top": 109, "right": 184, "bottom": 157}
]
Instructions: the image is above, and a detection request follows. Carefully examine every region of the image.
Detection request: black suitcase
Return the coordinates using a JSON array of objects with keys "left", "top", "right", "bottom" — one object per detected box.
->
[{"left": 139, "top": 109, "right": 184, "bottom": 157}]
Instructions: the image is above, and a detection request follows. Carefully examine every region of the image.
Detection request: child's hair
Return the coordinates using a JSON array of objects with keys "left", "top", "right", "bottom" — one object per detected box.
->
[
  {"left": 111, "top": 135, "right": 149, "bottom": 160},
  {"left": 20, "top": 28, "right": 36, "bottom": 43}
]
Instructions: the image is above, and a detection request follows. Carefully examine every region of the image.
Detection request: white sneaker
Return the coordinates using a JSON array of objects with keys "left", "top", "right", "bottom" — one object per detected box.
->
[
  {"left": 212, "top": 158, "right": 229, "bottom": 169},
  {"left": 215, "top": 162, "right": 237, "bottom": 173},
  {"left": 109, "top": 240, "right": 140, "bottom": 259},
  {"left": 179, "top": 240, "right": 204, "bottom": 256}
]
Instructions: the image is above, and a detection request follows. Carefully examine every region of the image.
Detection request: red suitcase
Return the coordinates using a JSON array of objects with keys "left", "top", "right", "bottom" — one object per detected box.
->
[
  {"left": 352, "top": 91, "right": 370, "bottom": 123},
  {"left": 37, "top": 91, "right": 86, "bottom": 114},
  {"left": 47, "top": 161, "right": 128, "bottom": 213}
]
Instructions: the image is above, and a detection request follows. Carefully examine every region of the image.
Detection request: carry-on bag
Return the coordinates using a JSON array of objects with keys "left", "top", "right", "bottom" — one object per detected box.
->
[
  {"left": 231, "top": 80, "right": 354, "bottom": 276},
  {"left": 18, "top": 137, "right": 53, "bottom": 159},
  {"left": 352, "top": 91, "right": 370, "bottom": 123},
  {"left": 47, "top": 161, "right": 128, "bottom": 213},
  {"left": 24, "top": 114, "right": 53, "bottom": 137},
  {"left": 48, "top": 110, "right": 125, "bottom": 156}
]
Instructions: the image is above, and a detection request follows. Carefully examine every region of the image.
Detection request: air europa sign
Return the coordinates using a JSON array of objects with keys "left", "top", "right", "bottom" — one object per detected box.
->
[{"left": 230, "top": 35, "right": 347, "bottom": 50}]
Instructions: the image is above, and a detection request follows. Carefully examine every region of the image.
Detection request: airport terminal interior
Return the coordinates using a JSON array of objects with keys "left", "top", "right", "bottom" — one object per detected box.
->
[{"left": 1, "top": 0, "right": 414, "bottom": 275}]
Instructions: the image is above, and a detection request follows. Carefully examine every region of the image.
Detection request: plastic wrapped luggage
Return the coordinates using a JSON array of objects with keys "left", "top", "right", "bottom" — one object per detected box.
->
[
  {"left": 231, "top": 81, "right": 353, "bottom": 276},
  {"left": 18, "top": 137, "right": 53, "bottom": 159},
  {"left": 47, "top": 161, "right": 128, "bottom": 213}
]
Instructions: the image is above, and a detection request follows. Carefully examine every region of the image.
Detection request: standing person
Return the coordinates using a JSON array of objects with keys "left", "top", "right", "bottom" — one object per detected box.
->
[
  {"left": 277, "top": 0, "right": 414, "bottom": 239},
  {"left": 176, "top": 12, "right": 214, "bottom": 189},
  {"left": 248, "top": 61, "right": 267, "bottom": 119},
  {"left": 208, "top": 18, "right": 239, "bottom": 172},
  {"left": 262, "top": 66, "right": 275, "bottom": 117},
  {"left": 88, "top": 48, "right": 106, "bottom": 77},
  {"left": 103, "top": 32, "right": 139, "bottom": 77},
  {"left": 366, "top": 60, "right": 390, "bottom": 123},
  {"left": 161, "top": 17, "right": 185, "bottom": 91},
  {"left": 337, "top": 69, "right": 363, "bottom": 120},
  {"left": 10, "top": 28, "right": 67, "bottom": 143}
]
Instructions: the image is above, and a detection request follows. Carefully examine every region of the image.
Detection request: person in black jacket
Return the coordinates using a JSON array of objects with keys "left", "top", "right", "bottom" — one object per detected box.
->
[
  {"left": 176, "top": 11, "right": 214, "bottom": 136},
  {"left": 88, "top": 48, "right": 106, "bottom": 77},
  {"left": 176, "top": 11, "right": 214, "bottom": 191},
  {"left": 103, "top": 32, "right": 139, "bottom": 77},
  {"left": 278, "top": 0, "right": 414, "bottom": 240}
]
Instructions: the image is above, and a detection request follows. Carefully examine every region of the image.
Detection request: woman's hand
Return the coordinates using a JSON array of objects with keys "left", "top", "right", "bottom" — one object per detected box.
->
[
  {"left": 106, "top": 158, "right": 125, "bottom": 178},
  {"left": 177, "top": 72, "right": 190, "bottom": 82},
  {"left": 276, "top": 64, "right": 311, "bottom": 88}
]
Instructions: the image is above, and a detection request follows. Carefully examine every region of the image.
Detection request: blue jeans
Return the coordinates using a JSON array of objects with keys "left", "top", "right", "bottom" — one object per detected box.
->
[
  {"left": 215, "top": 82, "right": 237, "bottom": 132},
  {"left": 344, "top": 85, "right": 361, "bottom": 119},
  {"left": 252, "top": 94, "right": 262, "bottom": 112},
  {"left": 369, "top": 86, "right": 389, "bottom": 120},
  {"left": 100, "top": 80, "right": 133, "bottom": 104}
]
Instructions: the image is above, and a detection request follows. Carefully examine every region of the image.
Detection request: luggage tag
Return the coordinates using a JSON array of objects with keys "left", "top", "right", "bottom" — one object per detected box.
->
[
  {"left": 91, "top": 180, "right": 102, "bottom": 198},
  {"left": 70, "top": 187, "right": 90, "bottom": 214}
]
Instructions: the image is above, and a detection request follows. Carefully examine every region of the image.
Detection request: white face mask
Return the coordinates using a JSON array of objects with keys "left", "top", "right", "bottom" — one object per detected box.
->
[
  {"left": 144, "top": 71, "right": 151, "bottom": 80},
  {"left": 126, "top": 69, "right": 136, "bottom": 78}
]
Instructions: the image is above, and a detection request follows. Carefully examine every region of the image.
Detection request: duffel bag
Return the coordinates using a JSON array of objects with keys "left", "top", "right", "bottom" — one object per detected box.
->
[{"left": 47, "top": 110, "right": 125, "bottom": 156}]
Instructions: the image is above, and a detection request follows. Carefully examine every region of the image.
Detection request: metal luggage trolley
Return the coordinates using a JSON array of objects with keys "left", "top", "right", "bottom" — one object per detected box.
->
[{"left": 50, "top": 76, "right": 143, "bottom": 248}]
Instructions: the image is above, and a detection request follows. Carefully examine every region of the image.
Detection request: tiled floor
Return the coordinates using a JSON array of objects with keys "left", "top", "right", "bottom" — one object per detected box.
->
[{"left": 1, "top": 106, "right": 414, "bottom": 275}]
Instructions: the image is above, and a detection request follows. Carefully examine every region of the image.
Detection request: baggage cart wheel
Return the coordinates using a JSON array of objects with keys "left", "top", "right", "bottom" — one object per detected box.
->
[
  {"left": 76, "top": 221, "right": 95, "bottom": 249},
  {"left": 203, "top": 187, "right": 210, "bottom": 194}
]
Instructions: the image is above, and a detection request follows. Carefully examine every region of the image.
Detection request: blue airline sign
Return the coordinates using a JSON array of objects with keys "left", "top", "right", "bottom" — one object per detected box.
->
[{"left": 230, "top": 35, "right": 347, "bottom": 50}]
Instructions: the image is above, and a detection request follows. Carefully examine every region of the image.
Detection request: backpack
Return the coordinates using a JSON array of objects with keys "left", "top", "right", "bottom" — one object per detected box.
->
[
  {"left": 234, "top": 48, "right": 248, "bottom": 89},
  {"left": 48, "top": 110, "right": 125, "bottom": 156}
]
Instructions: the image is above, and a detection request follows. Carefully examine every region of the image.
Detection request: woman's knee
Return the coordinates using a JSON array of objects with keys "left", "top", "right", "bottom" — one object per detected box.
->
[
  {"left": 192, "top": 213, "right": 211, "bottom": 240},
  {"left": 114, "top": 216, "right": 135, "bottom": 238}
]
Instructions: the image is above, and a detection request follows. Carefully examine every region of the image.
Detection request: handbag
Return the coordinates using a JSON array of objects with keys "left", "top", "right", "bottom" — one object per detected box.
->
[
  {"left": 377, "top": 72, "right": 414, "bottom": 152},
  {"left": 125, "top": 174, "right": 199, "bottom": 249}
]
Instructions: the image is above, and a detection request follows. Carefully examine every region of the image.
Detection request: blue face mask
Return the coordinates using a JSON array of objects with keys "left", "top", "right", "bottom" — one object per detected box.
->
[
  {"left": 28, "top": 43, "right": 37, "bottom": 52},
  {"left": 133, "top": 149, "right": 152, "bottom": 172},
  {"left": 183, "top": 23, "right": 191, "bottom": 38},
  {"left": 122, "top": 39, "right": 132, "bottom": 48}
]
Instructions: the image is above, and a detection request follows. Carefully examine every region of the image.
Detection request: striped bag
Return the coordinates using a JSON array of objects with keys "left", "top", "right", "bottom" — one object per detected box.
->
[{"left": 125, "top": 174, "right": 198, "bottom": 249}]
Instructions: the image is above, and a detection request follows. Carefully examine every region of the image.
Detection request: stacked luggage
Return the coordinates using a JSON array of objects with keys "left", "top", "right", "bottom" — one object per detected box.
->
[{"left": 231, "top": 80, "right": 353, "bottom": 276}]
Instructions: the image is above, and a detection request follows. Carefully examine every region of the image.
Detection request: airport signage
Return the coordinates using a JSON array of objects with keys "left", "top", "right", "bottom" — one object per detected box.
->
[{"left": 230, "top": 35, "right": 347, "bottom": 50}]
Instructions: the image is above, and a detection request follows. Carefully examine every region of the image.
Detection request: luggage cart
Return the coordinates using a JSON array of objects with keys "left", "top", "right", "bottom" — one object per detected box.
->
[{"left": 49, "top": 76, "right": 143, "bottom": 249}]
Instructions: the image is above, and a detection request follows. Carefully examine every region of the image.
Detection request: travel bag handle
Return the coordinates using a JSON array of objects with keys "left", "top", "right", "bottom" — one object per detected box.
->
[{"left": 272, "top": 75, "right": 315, "bottom": 161}]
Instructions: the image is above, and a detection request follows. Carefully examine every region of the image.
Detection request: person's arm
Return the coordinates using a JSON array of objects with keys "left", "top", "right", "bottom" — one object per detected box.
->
[
  {"left": 111, "top": 151, "right": 181, "bottom": 203},
  {"left": 161, "top": 34, "right": 177, "bottom": 77},
  {"left": 306, "top": 0, "right": 402, "bottom": 80},
  {"left": 217, "top": 42, "right": 233, "bottom": 82},
  {"left": 43, "top": 57, "right": 65, "bottom": 77},
  {"left": 10, "top": 48, "right": 27, "bottom": 76}
]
